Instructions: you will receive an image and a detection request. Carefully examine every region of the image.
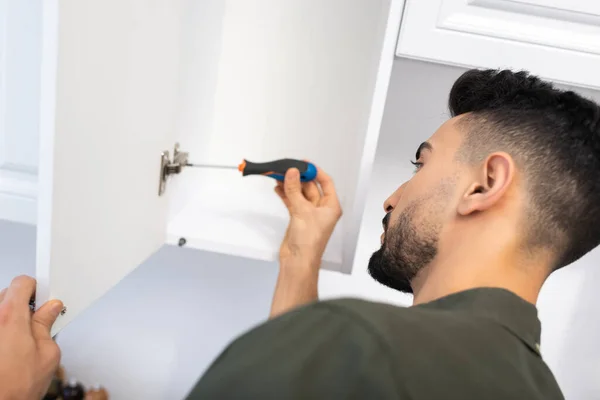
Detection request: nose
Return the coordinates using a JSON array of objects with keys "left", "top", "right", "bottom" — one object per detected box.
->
[{"left": 383, "top": 182, "right": 407, "bottom": 212}]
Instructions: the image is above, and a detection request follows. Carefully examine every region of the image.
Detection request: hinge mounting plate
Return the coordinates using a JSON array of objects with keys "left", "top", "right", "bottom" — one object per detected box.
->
[{"left": 159, "top": 143, "right": 189, "bottom": 196}]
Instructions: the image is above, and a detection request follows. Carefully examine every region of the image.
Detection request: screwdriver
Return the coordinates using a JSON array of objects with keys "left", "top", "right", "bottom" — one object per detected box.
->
[{"left": 186, "top": 158, "right": 317, "bottom": 182}]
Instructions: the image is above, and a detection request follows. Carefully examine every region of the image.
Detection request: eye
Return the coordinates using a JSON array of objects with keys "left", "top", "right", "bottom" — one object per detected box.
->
[{"left": 410, "top": 160, "right": 423, "bottom": 173}]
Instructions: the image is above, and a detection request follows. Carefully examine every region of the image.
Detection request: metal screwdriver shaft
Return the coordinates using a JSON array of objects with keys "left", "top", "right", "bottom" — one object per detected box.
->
[
  {"left": 186, "top": 163, "right": 237, "bottom": 170},
  {"left": 185, "top": 159, "right": 317, "bottom": 182}
]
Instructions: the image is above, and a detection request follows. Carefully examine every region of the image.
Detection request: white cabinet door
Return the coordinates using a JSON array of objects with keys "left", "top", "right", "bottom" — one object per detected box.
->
[
  {"left": 397, "top": 0, "right": 600, "bottom": 89},
  {"left": 36, "top": 0, "right": 184, "bottom": 336}
]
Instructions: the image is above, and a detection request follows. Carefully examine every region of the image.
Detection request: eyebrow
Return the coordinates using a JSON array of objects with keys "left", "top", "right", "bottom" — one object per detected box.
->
[{"left": 415, "top": 141, "right": 433, "bottom": 160}]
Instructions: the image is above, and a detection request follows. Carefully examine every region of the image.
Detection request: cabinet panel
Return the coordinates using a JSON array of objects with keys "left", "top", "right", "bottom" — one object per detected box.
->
[
  {"left": 36, "top": 0, "right": 184, "bottom": 335},
  {"left": 397, "top": 0, "right": 600, "bottom": 89}
]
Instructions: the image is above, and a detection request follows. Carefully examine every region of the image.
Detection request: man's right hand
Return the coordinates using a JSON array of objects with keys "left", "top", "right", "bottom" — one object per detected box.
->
[{"left": 270, "top": 166, "right": 342, "bottom": 317}]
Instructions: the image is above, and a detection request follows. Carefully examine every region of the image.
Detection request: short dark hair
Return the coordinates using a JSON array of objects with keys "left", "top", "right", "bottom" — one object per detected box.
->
[{"left": 449, "top": 69, "right": 600, "bottom": 270}]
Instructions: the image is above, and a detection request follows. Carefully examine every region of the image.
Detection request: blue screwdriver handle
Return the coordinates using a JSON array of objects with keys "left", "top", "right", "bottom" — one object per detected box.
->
[{"left": 238, "top": 159, "right": 317, "bottom": 182}]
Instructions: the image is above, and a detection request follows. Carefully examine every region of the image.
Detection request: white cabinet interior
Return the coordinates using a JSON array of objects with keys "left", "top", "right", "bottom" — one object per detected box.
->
[
  {"left": 166, "top": 0, "right": 403, "bottom": 273},
  {"left": 397, "top": 0, "right": 600, "bottom": 89}
]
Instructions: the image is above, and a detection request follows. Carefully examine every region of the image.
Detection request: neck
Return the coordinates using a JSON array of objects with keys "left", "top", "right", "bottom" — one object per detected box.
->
[{"left": 411, "top": 240, "right": 549, "bottom": 306}]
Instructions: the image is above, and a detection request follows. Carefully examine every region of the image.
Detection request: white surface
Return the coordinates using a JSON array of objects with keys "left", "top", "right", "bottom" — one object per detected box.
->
[
  {"left": 167, "top": 0, "right": 226, "bottom": 221},
  {"left": 397, "top": 0, "right": 600, "bottom": 89},
  {"left": 167, "top": 0, "right": 397, "bottom": 274},
  {"left": 341, "top": 0, "right": 405, "bottom": 273},
  {"left": 36, "top": 0, "right": 184, "bottom": 335},
  {"left": 0, "top": 0, "right": 40, "bottom": 224},
  {"left": 167, "top": 168, "right": 344, "bottom": 271}
]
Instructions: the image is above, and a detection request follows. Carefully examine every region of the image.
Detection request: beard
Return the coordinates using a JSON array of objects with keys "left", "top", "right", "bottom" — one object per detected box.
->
[{"left": 367, "top": 200, "right": 440, "bottom": 294}]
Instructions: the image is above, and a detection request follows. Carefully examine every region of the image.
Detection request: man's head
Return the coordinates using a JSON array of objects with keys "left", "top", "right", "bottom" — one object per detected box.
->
[{"left": 368, "top": 69, "right": 600, "bottom": 294}]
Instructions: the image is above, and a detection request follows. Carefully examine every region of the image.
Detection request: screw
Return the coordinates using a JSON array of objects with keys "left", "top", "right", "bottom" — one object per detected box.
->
[
  {"left": 60, "top": 307, "right": 67, "bottom": 315},
  {"left": 178, "top": 237, "right": 187, "bottom": 247}
]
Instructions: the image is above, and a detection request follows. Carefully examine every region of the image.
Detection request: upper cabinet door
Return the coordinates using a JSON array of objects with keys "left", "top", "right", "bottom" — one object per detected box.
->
[
  {"left": 397, "top": 0, "right": 600, "bottom": 89},
  {"left": 36, "top": 0, "right": 184, "bottom": 336}
]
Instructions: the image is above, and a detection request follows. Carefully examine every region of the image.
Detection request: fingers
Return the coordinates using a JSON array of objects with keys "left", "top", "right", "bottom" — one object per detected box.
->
[
  {"left": 274, "top": 184, "right": 291, "bottom": 210},
  {"left": 38, "top": 341, "right": 61, "bottom": 380},
  {"left": 85, "top": 388, "right": 108, "bottom": 400},
  {"left": 283, "top": 169, "right": 309, "bottom": 210},
  {"left": 85, "top": 390, "right": 108, "bottom": 400},
  {"left": 276, "top": 181, "right": 321, "bottom": 210},
  {"left": 0, "top": 288, "right": 6, "bottom": 303},
  {"left": 32, "top": 300, "right": 64, "bottom": 341},
  {"left": 275, "top": 165, "right": 340, "bottom": 212},
  {"left": 315, "top": 167, "right": 338, "bottom": 201},
  {"left": 4, "top": 275, "right": 36, "bottom": 310},
  {"left": 302, "top": 181, "right": 321, "bottom": 205}
]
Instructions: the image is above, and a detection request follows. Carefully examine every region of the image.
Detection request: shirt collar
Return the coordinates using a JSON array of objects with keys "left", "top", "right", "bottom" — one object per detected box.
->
[{"left": 414, "top": 287, "right": 542, "bottom": 355}]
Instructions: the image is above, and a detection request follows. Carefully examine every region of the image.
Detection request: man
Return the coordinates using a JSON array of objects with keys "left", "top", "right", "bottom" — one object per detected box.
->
[
  {"left": 186, "top": 69, "right": 598, "bottom": 399},
  {"left": 1, "top": 69, "right": 598, "bottom": 399}
]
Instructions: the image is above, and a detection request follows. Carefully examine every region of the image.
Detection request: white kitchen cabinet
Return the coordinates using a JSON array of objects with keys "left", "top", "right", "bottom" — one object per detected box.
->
[
  {"left": 0, "top": 0, "right": 404, "bottom": 335},
  {"left": 397, "top": 0, "right": 600, "bottom": 89}
]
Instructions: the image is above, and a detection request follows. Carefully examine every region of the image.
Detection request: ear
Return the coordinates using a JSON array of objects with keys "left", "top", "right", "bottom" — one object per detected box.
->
[{"left": 457, "top": 152, "right": 515, "bottom": 216}]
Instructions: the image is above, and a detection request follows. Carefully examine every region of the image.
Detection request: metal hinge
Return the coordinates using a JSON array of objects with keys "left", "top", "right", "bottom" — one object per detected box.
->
[{"left": 159, "top": 143, "right": 189, "bottom": 196}]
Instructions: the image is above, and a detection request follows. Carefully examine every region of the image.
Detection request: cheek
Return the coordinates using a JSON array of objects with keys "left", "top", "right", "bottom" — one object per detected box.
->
[
  {"left": 388, "top": 179, "right": 421, "bottom": 226},
  {"left": 387, "top": 170, "right": 445, "bottom": 229}
]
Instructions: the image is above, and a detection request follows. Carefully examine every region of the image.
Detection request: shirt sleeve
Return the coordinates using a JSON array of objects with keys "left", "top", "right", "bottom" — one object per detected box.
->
[{"left": 185, "top": 301, "right": 399, "bottom": 400}]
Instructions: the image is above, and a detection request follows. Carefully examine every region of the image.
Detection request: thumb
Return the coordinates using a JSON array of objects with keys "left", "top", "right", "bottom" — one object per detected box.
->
[
  {"left": 32, "top": 300, "right": 63, "bottom": 340},
  {"left": 284, "top": 168, "right": 307, "bottom": 209}
]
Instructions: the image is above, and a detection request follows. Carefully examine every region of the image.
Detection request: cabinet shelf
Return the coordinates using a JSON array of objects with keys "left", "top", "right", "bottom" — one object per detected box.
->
[{"left": 166, "top": 168, "right": 344, "bottom": 271}]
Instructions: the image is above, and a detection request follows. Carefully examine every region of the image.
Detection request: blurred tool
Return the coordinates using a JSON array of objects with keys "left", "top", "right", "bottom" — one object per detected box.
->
[
  {"left": 63, "top": 379, "right": 85, "bottom": 400},
  {"left": 186, "top": 158, "right": 317, "bottom": 182}
]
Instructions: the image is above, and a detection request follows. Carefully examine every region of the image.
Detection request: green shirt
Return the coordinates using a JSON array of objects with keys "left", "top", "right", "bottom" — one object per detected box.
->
[{"left": 186, "top": 288, "right": 564, "bottom": 399}]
